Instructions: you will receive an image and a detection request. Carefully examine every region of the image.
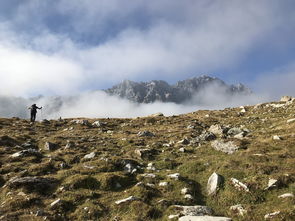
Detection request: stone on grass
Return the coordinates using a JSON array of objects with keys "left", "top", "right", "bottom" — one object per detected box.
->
[
  {"left": 84, "top": 152, "right": 96, "bottom": 159},
  {"left": 172, "top": 205, "right": 213, "bottom": 216},
  {"left": 115, "top": 196, "right": 140, "bottom": 205},
  {"left": 207, "top": 172, "right": 223, "bottom": 195},
  {"left": 208, "top": 125, "right": 224, "bottom": 136},
  {"left": 280, "top": 96, "right": 292, "bottom": 102},
  {"left": 7, "top": 176, "right": 57, "bottom": 192},
  {"left": 72, "top": 119, "right": 90, "bottom": 126},
  {"left": 184, "top": 194, "right": 194, "bottom": 200},
  {"left": 159, "top": 182, "right": 168, "bottom": 187},
  {"left": 92, "top": 121, "right": 101, "bottom": 127},
  {"left": 65, "top": 140, "right": 75, "bottom": 149},
  {"left": 137, "top": 131, "right": 155, "bottom": 137},
  {"left": 265, "top": 178, "right": 279, "bottom": 190},
  {"left": 44, "top": 142, "right": 57, "bottom": 151},
  {"left": 134, "top": 149, "right": 153, "bottom": 159},
  {"left": 287, "top": 118, "right": 295, "bottom": 123},
  {"left": 11, "top": 149, "right": 42, "bottom": 158},
  {"left": 211, "top": 140, "right": 241, "bottom": 154},
  {"left": 273, "top": 135, "right": 282, "bottom": 140},
  {"left": 230, "top": 178, "right": 249, "bottom": 192},
  {"left": 264, "top": 211, "right": 281, "bottom": 219},
  {"left": 50, "top": 199, "right": 63, "bottom": 209},
  {"left": 278, "top": 193, "right": 294, "bottom": 198},
  {"left": 230, "top": 204, "right": 247, "bottom": 216},
  {"left": 179, "top": 216, "right": 232, "bottom": 221},
  {"left": 167, "top": 173, "right": 181, "bottom": 180},
  {"left": 181, "top": 187, "right": 190, "bottom": 195}
]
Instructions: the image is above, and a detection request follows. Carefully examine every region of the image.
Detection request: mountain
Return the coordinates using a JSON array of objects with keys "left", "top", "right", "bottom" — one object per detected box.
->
[
  {"left": 0, "top": 97, "right": 294, "bottom": 220},
  {"left": 105, "top": 75, "right": 252, "bottom": 103}
]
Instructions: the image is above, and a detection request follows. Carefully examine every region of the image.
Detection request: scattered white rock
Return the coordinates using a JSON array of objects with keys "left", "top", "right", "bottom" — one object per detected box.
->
[
  {"left": 230, "top": 204, "right": 247, "bottom": 216},
  {"left": 115, "top": 196, "right": 140, "bottom": 205},
  {"left": 146, "top": 162, "right": 156, "bottom": 171},
  {"left": 92, "top": 121, "right": 101, "bottom": 127},
  {"left": 287, "top": 118, "right": 295, "bottom": 123},
  {"left": 72, "top": 119, "right": 90, "bottom": 126},
  {"left": 168, "top": 214, "right": 179, "bottom": 219},
  {"left": 280, "top": 96, "right": 293, "bottom": 102},
  {"left": 83, "top": 152, "right": 96, "bottom": 159},
  {"left": 44, "top": 142, "right": 56, "bottom": 151},
  {"left": 278, "top": 193, "right": 294, "bottom": 199},
  {"left": 179, "top": 216, "right": 232, "bottom": 221},
  {"left": 167, "top": 173, "right": 181, "bottom": 180},
  {"left": 50, "top": 199, "right": 62, "bottom": 209},
  {"left": 207, "top": 172, "right": 223, "bottom": 195},
  {"left": 141, "top": 173, "right": 156, "bottom": 178},
  {"left": 208, "top": 125, "right": 224, "bottom": 136},
  {"left": 177, "top": 138, "right": 190, "bottom": 145},
  {"left": 65, "top": 140, "right": 75, "bottom": 149},
  {"left": 179, "top": 147, "right": 186, "bottom": 152},
  {"left": 264, "top": 211, "right": 281, "bottom": 219},
  {"left": 173, "top": 205, "right": 213, "bottom": 216},
  {"left": 137, "top": 131, "right": 155, "bottom": 137},
  {"left": 211, "top": 140, "right": 241, "bottom": 154},
  {"left": 184, "top": 194, "right": 194, "bottom": 200},
  {"left": 159, "top": 182, "right": 168, "bottom": 187},
  {"left": 265, "top": 178, "right": 278, "bottom": 190},
  {"left": 181, "top": 188, "right": 190, "bottom": 195},
  {"left": 230, "top": 178, "right": 249, "bottom": 192},
  {"left": 11, "top": 149, "right": 41, "bottom": 158},
  {"left": 273, "top": 135, "right": 282, "bottom": 140}
]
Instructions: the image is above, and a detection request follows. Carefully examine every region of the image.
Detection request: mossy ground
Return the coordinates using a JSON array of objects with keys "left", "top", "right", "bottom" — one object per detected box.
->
[{"left": 0, "top": 101, "right": 294, "bottom": 220}]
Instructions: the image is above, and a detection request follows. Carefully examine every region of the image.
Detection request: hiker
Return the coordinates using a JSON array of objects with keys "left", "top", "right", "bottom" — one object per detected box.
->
[{"left": 28, "top": 104, "right": 42, "bottom": 122}]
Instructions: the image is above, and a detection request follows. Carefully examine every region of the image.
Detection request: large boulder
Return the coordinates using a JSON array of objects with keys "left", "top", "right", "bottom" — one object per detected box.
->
[
  {"left": 211, "top": 140, "right": 241, "bottom": 154},
  {"left": 207, "top": 172, "right": 223, "bottom": 195}
]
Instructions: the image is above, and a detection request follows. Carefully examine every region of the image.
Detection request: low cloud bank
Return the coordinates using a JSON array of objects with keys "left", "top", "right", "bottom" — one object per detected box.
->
[{"left": 0, "top": 86, "right": 269, "bottom": 120}]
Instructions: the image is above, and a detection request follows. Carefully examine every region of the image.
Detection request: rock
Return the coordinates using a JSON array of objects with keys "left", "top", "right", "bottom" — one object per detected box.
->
[
  {"left": 264, "top": 211, "right": 281, "bottom": 219},
  {"left": 230, "top": 204, "right": 247, "bottom": 216},
  {"left": 265, "top": 178, "right": 279, "bottom": 190},
  {"left": 137, "top": 131, "right": 155, "bottom": 137},
  {"left": 211, "top": 140, "right": 241, "bottom": 154},
  {"left": 273, "top": 135, "right": 282, "bottom": 140},
  {"left": 179, "top": 216, "right": 232, "bottom": 221},
  {"left": 149, "top": 112, "right": 164, "bottom": 117},
  {"left": 159, "top": 182, "right": 169, "bottom": 187},
  {"left": 92, "top": 121, "right": 101, "bottom": 127},
  {"left": 6, "top": 176, "right": 57, "bottom": 192},
  {"left": 278, "top": 193, "right": 294, "bottom": 198},
  {"left": 115, "top": 196, "right": 141, "bottom": 205},
  {"left": 172, "top": 205, "right": 213, "bottom": 216},
  {"left": 184, "top": 194, "right": 194, "bottom": 200},
  {"left": 227, "top": 128, "right": 243, "bottom": 136},
  {"left": 84, "top": 152, "right": 96, "bottom": 159},
  {"left": 141, "top": 173, "right": 156, "bottom": 179},
  {"left": 65, "top": 140, "right": 75, "bottom": 149},
  {"left": 44, "top": 142, "right": 57, "bottom": 151},
  {"left": 229, "top": 178, "right": 249, "bottom": 192},
  {"left": 181, "top": 187, "right": 190, "bottom": 195},
  {"left": 280, "top": 96, "right": 292, "bottom": 102},
  {"left": 168, "top": 214, "right": 179, "bottom": 219},
  {"left": 134, "top": 149, "right": 154, "bottom": 159},
  {"left": 50, "top": 199, "right": 63, "bottom": 209},
  {"left": 208, "top": 125, "right": 224, "bottom": 136},
  {"left": 177, "top": 138, "right": 190, "bottom": 145},
  {"left": 287, "top": 118, "right": 295, "bottom": 123},
  {"left": 197, "top": 132, "right": 217, "bottom": 142},
  {"left": 121, "top": 159, "right": 140, "bottom": 174},
  {"left": 11, "top": 149, "right": 42, "bottom": 158},
  {"left": 72, "top": 119, "right": 90, "bottom": 126},
  {"left": 207, "top": 172, "right": 223, "bottom": 195},
  {"left": 167, "top": 173, "right": 181, "bottom": 180},
  {"left": 41, "top": 119, "right": 50, "bottom": 124},
  {"left": 179, "top": 147, "right": 186, "bottom": 152},
  {"left": 146, "top": 162, "right": 156, "bottom": 171}
]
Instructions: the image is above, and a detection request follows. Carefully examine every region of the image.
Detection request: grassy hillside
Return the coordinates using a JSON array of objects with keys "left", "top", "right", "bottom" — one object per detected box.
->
[{"left": 0, "top": 99, "right": 294, "bottom": 220}]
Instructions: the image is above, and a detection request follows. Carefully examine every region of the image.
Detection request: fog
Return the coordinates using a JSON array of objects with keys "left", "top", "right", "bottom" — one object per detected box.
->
[{"left": 0, "top": 85, "right": 269, "bottom": 120}]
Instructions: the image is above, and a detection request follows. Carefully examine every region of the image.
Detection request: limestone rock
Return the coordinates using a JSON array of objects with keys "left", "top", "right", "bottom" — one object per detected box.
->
[
  {"left": 273, "top": 135, "right": 282, "bottom": 140},
  {"left": 50, "top": 198, "right": 63, "bottom": 209},
  {"left": 265, "top": 178, "right": 279, "bottom": 190},
  {"left": 134, "top": 149, "right": 154, "bottom": 159},
  {"left": 181, "top": 187, "right": 190, "bottom": 195},
  {"left": 92, "top": 121, "right": 101, "bottom": 127},
  {"left": 207, "top": 172, "right": 223, "bottom": 195},
  {"left": 211, "top": 140, "right": 241, "bottom": 154},
  {"left": 172, "top": 205, "right": 213, "bottom": 216},
  {"left": 6, "top": 176, "right": 57, "bottom": 191},
  {"left": 84, "top": 152, "right": 96, "bottom": 159},
  {"left": 280, "top": 96, "right": 292, "bottom": 102},
  {"left": 167, "top": 173, "right": 181, "bottom": 180},
  {"left": 264, "top": 211, "right": 280, "bottom": 219},
  {"left": 159, "top": 182, "right": 169, "bottom": 187},
  {"left": 44, "top": 142, "right": 57, "bottom": 151},
  {"left": 287, "top": 118, "right": 295, "bottom": 123},
  {"left": 208, "top": 125, "right": 225, "bottom": 136},
  {"left": 115, "top": 196, "right": 140, "bottom": 205},
  {"left": 137, "top": 131, "right": 155, "bottom": 137},
  {"left": 72, "top": 119, "right": 90, "bottom": 126},
  {"left": 278, "top": 193, "right": 294, "bottom": 198},
  {"left": 65, "top": 140, "right": 75, "bottom": 149},
  {"left": 11, "top": 149, "right": 42, "bottom": 158},
  {"left": 230, "top": 204, "right": 247, "bottom": 216},
  {"left": 179, "top": 216, "right": 232, "bottom": 221},
  {"left": 177, "top": 138, "right": 190, "bottom": 145},
  {"left": 230, "top": 178, "right": 249, "bottom": 192}
]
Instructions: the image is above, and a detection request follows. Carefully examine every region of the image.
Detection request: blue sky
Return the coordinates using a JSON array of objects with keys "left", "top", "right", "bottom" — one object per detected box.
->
[{"left": 0, "top": 0, "right": 295, "bottom": 98}]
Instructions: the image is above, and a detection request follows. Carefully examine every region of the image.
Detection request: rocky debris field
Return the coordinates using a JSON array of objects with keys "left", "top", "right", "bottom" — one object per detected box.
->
[{"left": 0, "top": 97, "right": 295, "bottom": 221}]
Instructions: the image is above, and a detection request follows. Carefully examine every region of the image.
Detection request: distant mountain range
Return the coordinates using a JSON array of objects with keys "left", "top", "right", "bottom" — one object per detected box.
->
[{"left": 105, "top": 75, "right": 252, "bottom": 103}]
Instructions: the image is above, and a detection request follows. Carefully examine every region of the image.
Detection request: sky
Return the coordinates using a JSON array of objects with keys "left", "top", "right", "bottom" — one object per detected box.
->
[{"left": 0, "top": 0, "right": 295, "bottom": 118}]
